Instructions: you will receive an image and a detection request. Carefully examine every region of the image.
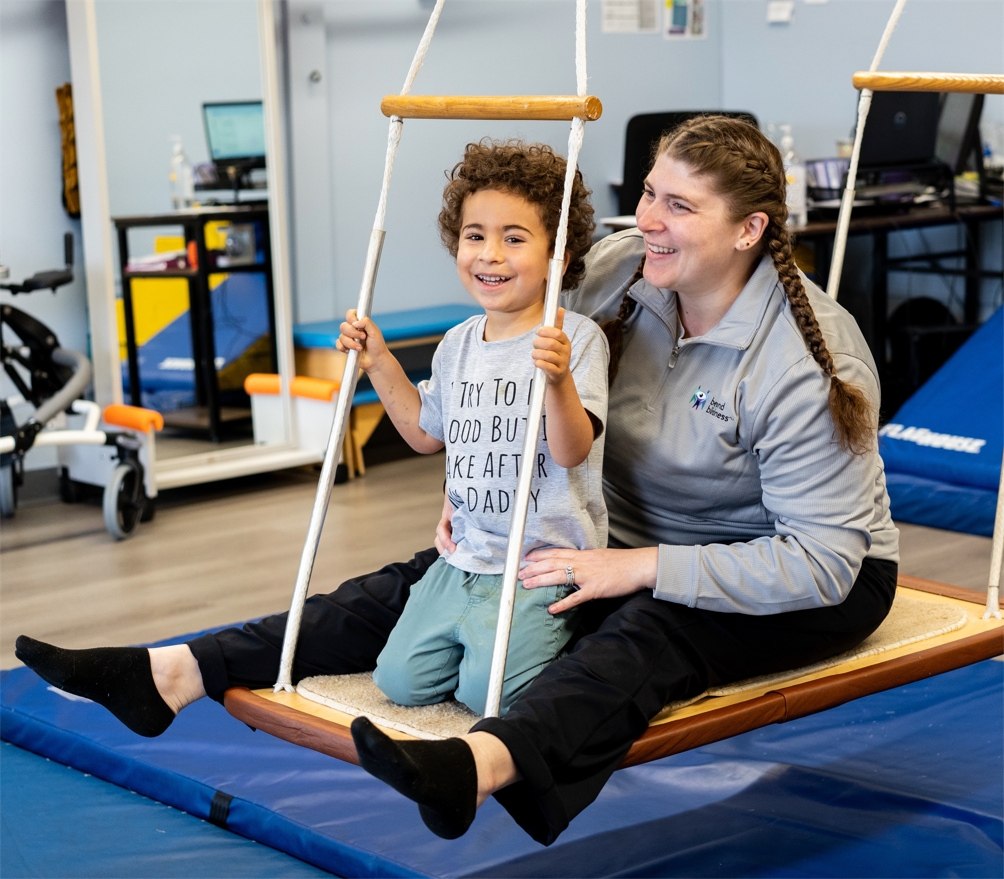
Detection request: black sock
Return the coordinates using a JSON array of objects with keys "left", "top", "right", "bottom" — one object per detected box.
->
[
  {"left": 15, "top": 636, "right": 176, "bottom": 738},
  {"left": 351, "top": 716, "right": 477, "bottom": 839}
]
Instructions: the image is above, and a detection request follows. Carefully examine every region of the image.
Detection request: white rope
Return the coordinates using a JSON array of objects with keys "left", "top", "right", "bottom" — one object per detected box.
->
[
  {"left": 826, "top": 0, "right": 908, "bottom": 300},
  {"left": 374, "top": 119, "right": 404, "bottom": 233},
  {"left": 483, "top": 0, "right": 589, "bottom": 719},
  {"left": 984, "top": 452, "right": 1004, "bottom": 619},
  {"left": 274, "top": 0, "right": 446, "bottom": 692},
  {"left": 574, "top": 0, "right": 587, "bottom": 97},
  {"left": 401, "top": 0, "right": 445, "bottom": 96}
]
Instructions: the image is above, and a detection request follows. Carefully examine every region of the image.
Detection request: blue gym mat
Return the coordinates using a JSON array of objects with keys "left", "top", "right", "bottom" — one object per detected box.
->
[
  {"left": 0, "top": 741, "right": 330, "bottom": 878},
  {"left": 2, "top": 630, "right": 1001, "bottom": 878},
  {"left": 880, "top": 306, "right": 1003, "bottom": 536}
]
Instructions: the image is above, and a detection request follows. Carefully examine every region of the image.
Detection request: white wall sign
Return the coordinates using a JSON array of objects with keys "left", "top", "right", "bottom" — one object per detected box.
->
[{"left": 766, "top": 1, "right": 796, "bottom": 24}]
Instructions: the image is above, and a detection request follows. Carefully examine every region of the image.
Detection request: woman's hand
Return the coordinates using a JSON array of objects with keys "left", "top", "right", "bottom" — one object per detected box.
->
[
  {"left": 336, "top": 309, "right": 390, "bottom": 373},
  {"left": 532, "top": 308, "right": 572, "bottom": 387},
  {"left": 435, "top": 492, "right": 457, "bottom": 556},
  {"left": 519, "top": 546, "right": 659, "bottom": 614}
]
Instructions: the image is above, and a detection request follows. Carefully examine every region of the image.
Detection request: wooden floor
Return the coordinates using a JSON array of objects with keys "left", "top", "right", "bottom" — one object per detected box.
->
[{"left": 0, "top": 454, "right": 993, "bottom": 668}]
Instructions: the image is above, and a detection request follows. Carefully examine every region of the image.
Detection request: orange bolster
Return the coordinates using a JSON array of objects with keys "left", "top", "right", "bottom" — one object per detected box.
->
[
  {"left": 103, "top": 404, "right": 164, "bottom": 433},
  {"left": 245, "top": 373, "right": 281, "bottom": 396},
  {"left": 291, "top": 376, "right": 339, "bottom": 402},
  {"left": 244, "top": 374, "right": 340, "bottom": 401}
]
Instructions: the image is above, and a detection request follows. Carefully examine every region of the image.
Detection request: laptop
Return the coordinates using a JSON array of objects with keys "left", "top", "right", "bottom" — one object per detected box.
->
[{"left": 858, "top": 91, "right": 941, "bottom": 168}]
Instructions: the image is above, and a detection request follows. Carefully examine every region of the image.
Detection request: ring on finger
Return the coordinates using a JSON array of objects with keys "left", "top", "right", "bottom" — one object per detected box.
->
[{"left": 564, "top": 565, "right": 575, "bottom": 588}]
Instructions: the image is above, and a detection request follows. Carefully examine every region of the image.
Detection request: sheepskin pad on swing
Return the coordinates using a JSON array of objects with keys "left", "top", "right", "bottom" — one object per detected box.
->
[{"left": 296, "top": 592, "right": 969, "bottom": 740}]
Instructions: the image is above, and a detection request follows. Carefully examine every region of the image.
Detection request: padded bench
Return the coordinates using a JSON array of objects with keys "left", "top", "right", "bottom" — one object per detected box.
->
[{"left": 293, "top": 304, "right": 481, "bottom": 477}]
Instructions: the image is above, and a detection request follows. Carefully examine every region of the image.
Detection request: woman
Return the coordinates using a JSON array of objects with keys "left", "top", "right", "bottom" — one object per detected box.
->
[{"left": 17, "top": 117, "right": 898, "bottom": 846}]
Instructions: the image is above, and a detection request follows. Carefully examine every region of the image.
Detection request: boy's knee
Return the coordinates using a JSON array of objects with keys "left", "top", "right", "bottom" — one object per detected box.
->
[{"left": 372, "top": 658, "right": 441, "bottom": 707}]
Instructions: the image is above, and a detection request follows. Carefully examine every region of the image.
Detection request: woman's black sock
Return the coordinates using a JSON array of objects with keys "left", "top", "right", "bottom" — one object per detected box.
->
[
  {"left": 14, "top": 636, "right": 176, "bottom": 738},
  {"left": 351, "top": 716, "right": 477, "bottom": 839}
]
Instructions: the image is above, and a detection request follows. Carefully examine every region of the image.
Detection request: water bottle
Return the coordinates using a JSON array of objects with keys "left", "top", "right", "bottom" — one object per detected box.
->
[
  {"left": 169, "top": 136, "right": 195, "bottom": 210},
  {"left": 780, "top": 125, "right": 808, "bottom": 228}
]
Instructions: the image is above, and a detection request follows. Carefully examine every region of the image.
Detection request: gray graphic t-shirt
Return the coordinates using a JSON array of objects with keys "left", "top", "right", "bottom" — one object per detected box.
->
[{"left": 418, "top": 311, "right": 610, "bottom": 575}]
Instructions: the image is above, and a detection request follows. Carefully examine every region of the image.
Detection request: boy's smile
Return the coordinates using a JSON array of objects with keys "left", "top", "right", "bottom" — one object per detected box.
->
[{"left": 457, "top": 189, "right": 554, "bottom": 340}]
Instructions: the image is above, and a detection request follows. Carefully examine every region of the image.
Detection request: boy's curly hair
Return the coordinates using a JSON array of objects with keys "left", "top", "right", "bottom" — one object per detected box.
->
[{"left": 438, "top": 139, "right": 595, "bottom": 291}]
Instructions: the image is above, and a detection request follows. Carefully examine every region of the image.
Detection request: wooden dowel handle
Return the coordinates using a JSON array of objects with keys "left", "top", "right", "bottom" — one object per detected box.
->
[
  {"left": 380, "top": 95, "right": 603, "bottom": 121},
  {"left": 852, "top": 71, "right": 1004, "bottom": 95}
]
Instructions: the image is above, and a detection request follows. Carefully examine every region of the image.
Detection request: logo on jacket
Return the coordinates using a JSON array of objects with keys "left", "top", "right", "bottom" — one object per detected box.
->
[{"left": 690, "top": 387, "right": 708, "bottom": 410}]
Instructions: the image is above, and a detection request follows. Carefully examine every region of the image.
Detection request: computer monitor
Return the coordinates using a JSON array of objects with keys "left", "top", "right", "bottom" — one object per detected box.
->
[
  {"left": 935, "top": 92, "right": 984, "bottom": 176},
  {"left": 202, "top": 101, "right": 266, "bottom": 168},
  {"left": 858, "top": 91, "right": 940, "bottom": 168}
]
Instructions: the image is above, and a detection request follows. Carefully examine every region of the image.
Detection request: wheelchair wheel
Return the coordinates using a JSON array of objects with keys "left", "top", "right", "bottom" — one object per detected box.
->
[
  {"left": 0, "top": 462, "right": 17, "bottom": 518},
  {"left": 103, "top": 463, "right": 143, "bottom": 540}
]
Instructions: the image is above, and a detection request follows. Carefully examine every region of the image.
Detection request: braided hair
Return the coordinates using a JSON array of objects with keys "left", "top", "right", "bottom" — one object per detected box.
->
[
  {"left": 604, "top": 116, "right": 874, "bottom": 454},
  {"left": 600, "top": 257, "right": 644, "bottom": 384}
]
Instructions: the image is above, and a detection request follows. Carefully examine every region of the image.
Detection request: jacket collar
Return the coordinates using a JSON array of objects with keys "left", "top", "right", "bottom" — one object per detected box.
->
[{"left": 628, "top": 255, "right": 780, "bottom": 350}]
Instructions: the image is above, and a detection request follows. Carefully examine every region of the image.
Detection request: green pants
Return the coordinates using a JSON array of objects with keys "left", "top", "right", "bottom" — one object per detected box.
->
[{"left": 372, "top": 558, "right": 578, "bottom": 715}]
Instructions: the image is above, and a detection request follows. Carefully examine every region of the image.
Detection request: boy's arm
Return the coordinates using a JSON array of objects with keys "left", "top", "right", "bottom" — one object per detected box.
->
[
  {"left": 532, "top": 309, "right": 596, "bottom": 469},
  {"left": 337, "top": 312, "right": 444, "bottom": 454}
]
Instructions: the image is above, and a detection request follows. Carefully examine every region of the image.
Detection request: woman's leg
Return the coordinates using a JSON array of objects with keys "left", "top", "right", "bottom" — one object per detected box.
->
[
  {"left": 472, "top": 557, "right": 898, "bottom": 844},
  {"left": 16, "top": 547, "right": 440, "bottom": 734},
  {"left": 149, "top": 643, "right": 206, "bottom": 713}
]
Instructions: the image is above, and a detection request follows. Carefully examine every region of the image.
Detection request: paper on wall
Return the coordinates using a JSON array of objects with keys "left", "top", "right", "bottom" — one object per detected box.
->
[
  {"left": 601, "top": 0, "right": 660, "bottom": 34},
  {"left": 663, "top": 0, "right": 706, "bottom": 39}
]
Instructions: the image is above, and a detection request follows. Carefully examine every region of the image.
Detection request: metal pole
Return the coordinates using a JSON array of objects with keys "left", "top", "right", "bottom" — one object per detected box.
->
[
  {"left": 274, "top": 230, "right": 384, "bottom": 691},
  {"left": 983, "top": 452, "right": 1004, "bottom": 620},
  {"left": 483, "top": 258, "right": 564, "bottom": 717}
]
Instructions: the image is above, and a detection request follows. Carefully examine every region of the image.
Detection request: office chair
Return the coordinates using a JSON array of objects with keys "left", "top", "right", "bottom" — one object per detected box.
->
[{"left": 618, "top": 111, "right": 759, "bottom": 216}]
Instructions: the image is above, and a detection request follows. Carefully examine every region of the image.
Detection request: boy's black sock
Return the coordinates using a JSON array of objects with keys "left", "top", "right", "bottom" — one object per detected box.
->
[
  {"left": 351, "top": 716, "right": 477, "bottom": 839},
  {"left": 14, "top": 636, "right": 176, "bottom": 738}
]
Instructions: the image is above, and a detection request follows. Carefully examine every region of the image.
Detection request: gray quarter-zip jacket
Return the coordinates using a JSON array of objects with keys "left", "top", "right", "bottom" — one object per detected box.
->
[{"left": 565, "top": 229, "right": 899, "bottom": 615}]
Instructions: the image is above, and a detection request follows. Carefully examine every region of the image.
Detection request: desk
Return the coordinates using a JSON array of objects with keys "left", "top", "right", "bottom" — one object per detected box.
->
[
  {"left": 113, "top": 204, "right": 277, "bottom": 442},
  {"left": 795, "top": 204, "right": 1002, "bottom": 382},
  {"left": 603, "top": 204, "right": 1002, "bottom": 389}
]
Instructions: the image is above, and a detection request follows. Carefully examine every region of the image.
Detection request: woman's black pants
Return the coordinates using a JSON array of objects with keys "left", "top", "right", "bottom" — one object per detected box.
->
[{"left": 188, "top": 550, "right": 897, "bottom": 846}]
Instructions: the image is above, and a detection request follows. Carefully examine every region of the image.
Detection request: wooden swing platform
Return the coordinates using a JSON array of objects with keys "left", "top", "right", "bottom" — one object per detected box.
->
[{"left": 224, "top": 576, "right": 1003, "bottom": 768}]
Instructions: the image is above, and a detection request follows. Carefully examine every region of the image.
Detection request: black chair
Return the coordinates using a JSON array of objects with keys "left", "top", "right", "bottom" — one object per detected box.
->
[{"left": 618, "top": 111, "right": 759, "bottom": 216}]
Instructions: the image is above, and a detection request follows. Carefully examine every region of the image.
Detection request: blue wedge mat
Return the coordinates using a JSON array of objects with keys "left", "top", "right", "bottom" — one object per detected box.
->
[
  {"left": 0, "top": 742, "right": 331, "bottom": 878},
  {"left": 880, "top": 306, "right": 1003, "bottom": 536},
  {"left": 2, "top": 631, "right": 1001, "bottom": 878}
]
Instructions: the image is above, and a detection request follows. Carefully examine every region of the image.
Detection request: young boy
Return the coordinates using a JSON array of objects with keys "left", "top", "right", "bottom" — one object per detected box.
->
[{"left": 337, "top": 139, "right": 608, "bottom": 715}]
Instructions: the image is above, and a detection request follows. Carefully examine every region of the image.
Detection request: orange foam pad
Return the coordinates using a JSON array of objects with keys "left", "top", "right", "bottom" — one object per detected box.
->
[
  {"left": 244, "top": 373, "right": 340, "bottom": 402},
  {"left": 103, "top": 404, "right": 164, "bottom": 433}
]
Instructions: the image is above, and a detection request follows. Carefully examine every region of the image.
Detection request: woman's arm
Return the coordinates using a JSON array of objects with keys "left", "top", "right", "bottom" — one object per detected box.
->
[
  {"left": 338, "top": 311, "right": 444, "bottom": 455},
  {"left": 533, "top": 309, "right": 596, "bottom": 468}
]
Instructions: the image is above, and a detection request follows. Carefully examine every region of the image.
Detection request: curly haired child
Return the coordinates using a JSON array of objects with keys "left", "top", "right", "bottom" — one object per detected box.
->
[{"left": 338, "top": 139, "right": 609, "bottom": 715}]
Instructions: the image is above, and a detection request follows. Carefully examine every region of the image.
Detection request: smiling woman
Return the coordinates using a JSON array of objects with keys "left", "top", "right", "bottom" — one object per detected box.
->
[{"left": 16, "top": 117, "right": 903, "bottom": 850}]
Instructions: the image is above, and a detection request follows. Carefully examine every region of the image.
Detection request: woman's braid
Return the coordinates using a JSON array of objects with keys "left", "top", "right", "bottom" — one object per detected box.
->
[
  {"left": 764, "top": 221, "right": 875, "bottom": 453},
  {"left": 600, "top": 257, "right": 645, "bottom": 384}
]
